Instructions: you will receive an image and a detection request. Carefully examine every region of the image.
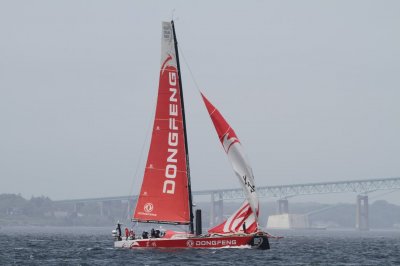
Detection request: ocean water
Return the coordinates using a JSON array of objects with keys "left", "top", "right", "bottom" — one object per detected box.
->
[{"left": 0, "top": 226, "right": 399, "bottom": 265}]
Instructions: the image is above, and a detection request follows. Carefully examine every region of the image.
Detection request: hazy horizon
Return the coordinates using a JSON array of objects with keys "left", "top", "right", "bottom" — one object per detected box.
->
[{"left": 1, "top": 1, "right": 399, "bottom": 204}]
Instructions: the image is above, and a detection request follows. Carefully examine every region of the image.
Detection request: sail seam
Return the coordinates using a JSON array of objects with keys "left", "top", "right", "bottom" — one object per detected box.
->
[{"left": 209, "top": 108, "right": 217, "bottom": 116}]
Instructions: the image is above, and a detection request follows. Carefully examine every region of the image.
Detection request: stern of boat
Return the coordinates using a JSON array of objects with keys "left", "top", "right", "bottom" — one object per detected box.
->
[{"left": 249, "top": 233, "right": 270, "bottom": 250}]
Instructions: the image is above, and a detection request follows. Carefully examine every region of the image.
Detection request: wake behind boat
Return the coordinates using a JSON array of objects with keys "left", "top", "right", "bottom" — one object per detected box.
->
[{"left": 113, "top": 20, "right": 270, "bottom": 250}]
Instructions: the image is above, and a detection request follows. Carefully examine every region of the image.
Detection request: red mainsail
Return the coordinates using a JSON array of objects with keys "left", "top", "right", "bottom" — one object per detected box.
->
[{"left": 133, "top": 22, "right": 190, "bottom": 224}]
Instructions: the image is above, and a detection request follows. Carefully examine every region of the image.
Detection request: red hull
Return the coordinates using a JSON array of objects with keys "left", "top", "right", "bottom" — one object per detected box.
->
[{"left": 115, "top": 234, "right": 269, "bottom": 250}]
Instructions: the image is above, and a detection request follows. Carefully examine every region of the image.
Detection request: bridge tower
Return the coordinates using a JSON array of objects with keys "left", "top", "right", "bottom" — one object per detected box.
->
[
  {"left": 356, "top": 195, "right": 369, "bottom": 230},
  {"left": 98, "top": 201, "right": 104, "bottom": 217},
  {"left": 98, "top": 201, "right": 111, "bottom": 217},
  {"left": 210, "top": 192, "right": 224, "bottom": 226},
  {"left": 277, "top": 199, "right": 289, "bottom": 214},
  {"left": 73, "top": 202, "right": 84, "bottom": 215},
  {"left": 126, "top": 198, "right": 136, "bottom": 220}
]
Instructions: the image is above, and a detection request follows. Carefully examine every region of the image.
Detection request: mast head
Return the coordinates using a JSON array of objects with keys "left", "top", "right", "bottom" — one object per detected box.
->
[{"left": 171, "top": 8, "right": 176, "bottom": 22}]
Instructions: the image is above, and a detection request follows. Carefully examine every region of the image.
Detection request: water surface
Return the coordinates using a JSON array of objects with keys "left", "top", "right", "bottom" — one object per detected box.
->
[{"left": 0, "top": 227, "right": 399, "bottom": 265}]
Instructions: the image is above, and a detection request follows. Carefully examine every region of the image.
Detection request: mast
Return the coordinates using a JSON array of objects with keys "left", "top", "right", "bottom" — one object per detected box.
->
[{"left": 171, "top": 20, "right": 194, "bottom": 234}]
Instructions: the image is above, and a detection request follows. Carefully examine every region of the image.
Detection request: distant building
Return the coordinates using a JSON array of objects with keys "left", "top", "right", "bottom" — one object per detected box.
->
[{"left": 266, "top": 214, "right": 310, "bottom": 229}]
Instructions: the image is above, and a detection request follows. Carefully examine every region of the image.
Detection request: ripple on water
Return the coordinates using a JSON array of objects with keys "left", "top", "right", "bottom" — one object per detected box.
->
[{"left": 0, "top": 227, "right": 400, "bottom": 265}]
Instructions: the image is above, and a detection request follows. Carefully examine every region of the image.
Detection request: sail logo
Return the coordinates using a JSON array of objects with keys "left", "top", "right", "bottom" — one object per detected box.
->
[
  {"left": 163, "top": 71, "right": 179, "bottom": 195},
  {"left": 243, "top": 175, "right": 255, "bottom": 193},
  {"left": 144, "top": 203, "right": 154, "bottom": 213},
  {"left": 222, "top": 133, "right": 239, "bottom": 153},
  {"left": 163, "top": 24, "right": 171, "bottom": 40},
  {"left": 161, "top": 54, "right": 173, "bottom": 75}
]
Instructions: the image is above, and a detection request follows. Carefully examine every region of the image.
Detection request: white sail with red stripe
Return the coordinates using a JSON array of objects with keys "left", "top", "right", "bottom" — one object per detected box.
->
[
  {"left": 201, "top": 93, "right": 260, "bottom": 234},
  {"left": 208, "top": 201, "right": 259, "bottom": 234}
]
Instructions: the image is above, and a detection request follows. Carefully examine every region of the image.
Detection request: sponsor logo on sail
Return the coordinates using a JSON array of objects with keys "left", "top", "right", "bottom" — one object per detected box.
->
[
  {"left": 163, "top": 69, "right": 179, "bottom": 195},
  {"left": 161, "top": 54, "right": 172, "bottom": 75},
  {"left": 144, "top": 203, "right": 154, "bottom": 213},
  {"left": 137, "top": 202, "right": 156, "bottom": 217},
  {"left": 243, "top": 175, "right": 256, "bottom": 193},
  {"left": 163, "top": 23, "right": 171, "bottom": 40}
]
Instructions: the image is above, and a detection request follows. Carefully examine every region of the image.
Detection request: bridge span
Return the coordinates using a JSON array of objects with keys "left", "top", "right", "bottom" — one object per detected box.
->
[
  {"left": 195, "top": 177, "right": 400, "bottom": 230},
  {"left": 57, "top": 177, "right": 400, "bottom": 203},
  {"left": 55, "top": 177, "right": 400, "bottom": 230}
]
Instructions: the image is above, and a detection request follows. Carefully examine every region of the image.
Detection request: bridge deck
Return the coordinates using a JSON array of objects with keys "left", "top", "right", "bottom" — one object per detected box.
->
[{"left": 55, "top": 177, "right": 400, "bottom": 203}]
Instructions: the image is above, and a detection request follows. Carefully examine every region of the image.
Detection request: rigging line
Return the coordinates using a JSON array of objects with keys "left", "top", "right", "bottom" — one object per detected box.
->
[
  {"left": 124, "top": 103, "right": 155, "bottom": 220},
  {"left": 178, "top": 44, "right": 201, "bottom": 92}
]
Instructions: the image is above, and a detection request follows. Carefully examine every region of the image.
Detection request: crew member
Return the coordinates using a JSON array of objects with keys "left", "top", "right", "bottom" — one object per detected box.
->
[
  {"left": 125, "top": 227, "right": 130, "bottom": 240},
  {"left": 242, "top": 221, "right": 247, "bottom": 234},
  {"left": 129, "top": 229, "right": 135, "bottom": 240},
  {"left": 116, "top": 222, "right": 122, "bottom": 241}
]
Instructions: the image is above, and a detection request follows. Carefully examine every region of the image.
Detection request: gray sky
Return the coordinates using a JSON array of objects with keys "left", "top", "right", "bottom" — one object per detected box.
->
[{"left": 1, "top": 1, "right": 399, "bottom": 203}]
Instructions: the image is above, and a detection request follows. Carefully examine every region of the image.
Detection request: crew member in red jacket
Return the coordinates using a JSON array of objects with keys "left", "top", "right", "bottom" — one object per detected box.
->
[{"left": 125, "top": 227, "right": 130, "bottom": 240}]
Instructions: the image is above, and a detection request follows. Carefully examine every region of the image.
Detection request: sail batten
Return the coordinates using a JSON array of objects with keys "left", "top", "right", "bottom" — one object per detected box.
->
[{"left": 132, "top": 22, "right": 191, "bottom": 225}]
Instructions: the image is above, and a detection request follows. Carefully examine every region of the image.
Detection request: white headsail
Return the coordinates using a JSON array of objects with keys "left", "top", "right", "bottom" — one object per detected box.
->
[{"left": 201, "top": 93, "right": 260, "bottom": 233}]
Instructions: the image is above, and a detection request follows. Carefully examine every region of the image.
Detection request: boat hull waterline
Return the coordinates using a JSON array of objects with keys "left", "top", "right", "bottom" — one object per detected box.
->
[{"left": 115, "top": 234, "right": 270, "bottom": 250}]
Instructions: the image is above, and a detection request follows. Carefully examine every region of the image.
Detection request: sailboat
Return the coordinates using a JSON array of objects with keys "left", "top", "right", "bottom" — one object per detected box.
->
[{"left": 113, "top": 21, "right": 270, "bottom": 250}]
